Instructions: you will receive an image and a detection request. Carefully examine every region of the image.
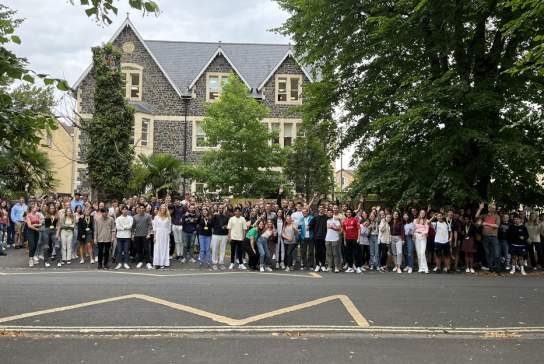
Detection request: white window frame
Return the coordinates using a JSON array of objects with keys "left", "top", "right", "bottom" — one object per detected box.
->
[
  {"left": 262, "top": 119, "right": 302, "bottom": 147},
  {"left": 275, "top": 74, "right": 302, "bottom": 105},
  {"left": 206, "top": 72, "right": 230, "bottom": 102},
  {"left": 192, "top": 118, "right": 219, "bottom": 151},
  {"left": 141, "top": 118, "right": 150, "bottom": 146},
  {"left": 121, "top": 63, "right": 143, "bottom": 101}
]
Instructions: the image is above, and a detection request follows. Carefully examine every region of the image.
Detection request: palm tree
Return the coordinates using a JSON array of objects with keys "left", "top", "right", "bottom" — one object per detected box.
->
[{"left": 137, "top": 153, "right": 186, "bottom": 198}]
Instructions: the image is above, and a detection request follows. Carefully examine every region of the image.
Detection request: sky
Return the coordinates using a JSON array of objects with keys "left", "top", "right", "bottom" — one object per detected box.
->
[{"left": 4, "top": 0, "right": 349, "bottom": 170}]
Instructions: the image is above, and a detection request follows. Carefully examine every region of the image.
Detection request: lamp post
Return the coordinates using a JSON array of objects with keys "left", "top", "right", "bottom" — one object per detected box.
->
[{"left": 181, "top": 94, "right": 191, "bottom": 196}]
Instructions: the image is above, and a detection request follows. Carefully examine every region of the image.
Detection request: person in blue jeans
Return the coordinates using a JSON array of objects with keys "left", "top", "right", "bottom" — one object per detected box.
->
[
  {"left": 197, "top": 208, "right": 213, "bottom": 268},
  {"left": 182, "top": 204, "right": 198, "bottom": 263},
  {"left": 114, "top": 206, "right": 133, "bottom": 270},
  {"left": 257, "top": 220, "right": 275, "bottom": 272},
  {"left": 367, "top": 213, "right": 380, "bottom": 270},
  {"left": 403, "top": 213, "right": 415, "bottom": 273}
]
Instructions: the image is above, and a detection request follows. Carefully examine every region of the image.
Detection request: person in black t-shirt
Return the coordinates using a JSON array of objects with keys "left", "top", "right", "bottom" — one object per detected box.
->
[
  {"left": 508, "top": 214, "right": 529, "bottom": 276},
  {"left": 210, "top": 205, "right": 230, "bottom": 270}
]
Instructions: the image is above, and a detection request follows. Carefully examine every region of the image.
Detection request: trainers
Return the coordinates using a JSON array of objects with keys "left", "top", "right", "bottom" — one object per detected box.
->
[
  {"left": 146, "top": 263, "right": 153, "bottom": 270},
  {"left": 470, "top": 268, "right": 475, "bottom": 274},
  {"left": 321, "top": 266, "right": 328, "bottom": 272},
  {"left": 346, "top": 267, "right": 354, "bottom": 273},
  {"left": 509, "top": 266, "right": 515, "bottom": 275},
  {"left": 44, "top": 262, "right": 50, "bottom": 267},
  {"left": 343, "top": 264, "right": 348, "bottom": 270},
  {"left": 397, "top": 267, "right": 402, "bottom": 274},
  {"left": 123, "top": 263, "right": 130, "bottom": 269},
  {"left": 466, "top": 267, "right": 470, "bottom": 273},
  {"left": 300, "top": 266, "right": 305, "bottom": 271},
  {"left": 285, "top": 267, "right": 290, "bottom": 272},
  {"left": 432, "top": 267, "right": 438, "bottom": 272},
  {"left": 190, "top": 258, "right": 196, "bottom": 263},
  {"left": 521, "top": 266, "right": 527, "bottom": 276},
  {"left": 276, "top": 263, "right": 280, "bottom": 269},
  {"left": 66, "top": 261, "right": 71, "bottom": 265},
  {"left": 239, "top": 264, "right": 247, "bottom": 270},
  {"left": 481, "top": 266, "right": 489, "bottom": 271},
  {"left": 29, "top": 258, "right": 34, "bottom": 267},
  {"left": 334, "top": 268, "right": 340, "bottom": 273},
  {"left": 314, "top": 265, "right": 321, "bottom": 272},
  {"left": 57, "top": 262, "right": 62, "bottom": 267},
  {"left": 280, "top": 263, "right": 285, "bottom": 269},
  {"left": 136, "top": 262, "right": 143, "bottom": 269},
  {"left": 355, "top": 267, "right": 362, "bottom": 274},
  {"left": 228, "top": 263, "right": 235, "bottom": 270},
  {"left": 403, "top": 267, "right": 409, "bottom": 272},
  {"left": 115, "top": 263, "right": 122, "bottom": 270},
  {"left": 266, "top": 267, "right": 273, "bottom": 272},
  {"left": 260, "top": 266, "right": 265, "bottom": 272},
  {"left": 407, "top": 267, "right": 412, "bottom": 274},
  {"left": 33, "top": 256, "right": 39, "bottom": 264},
  {"left": 80, "top": 259, "right": 85, "bottom": 264}
]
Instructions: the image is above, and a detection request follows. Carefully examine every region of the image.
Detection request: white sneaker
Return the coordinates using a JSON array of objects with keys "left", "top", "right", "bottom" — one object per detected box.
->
[
  {"left": 280, "top": 262, "right": 285, "bottom": 269},
  {"left": 123, "top": 263, "right": 130, "bottom": 269},
  {"left": 90, "top": 258, "right": 95, "bottom": 264},
  {"left": 80, "top": 259, "right": 85, "bottom": 264},
  {"left": 272, "top": 254, "right": 276, "bottom": 260},
  {"left": 115, "top": 263, "right": 122, "bottom": 270},
  {"left": 403, "top": 267, "right": 409, "bottom": 272},
  {"left": 29, "top": 258, "right": 34, "bottom": 267},
  {"left": 276, "top": 263, "right": 280, "bottom": 269},
  {"left": 146, "top": 263, "right": 153, "bottom": 270},
  {"left": 407, "top": 267, "right": 412, "bottom": 274},
  {"left": 300, "top": 266, "right": 305, "bottom": 271},
  {"left": 285, "top": 267, "right": 290, "bottom": 272},
  {"left": 343, "top": 264, "right": 349, "bottom": 270},
  {"left": 228, "top": 263, "right": 235, "bottom": 270},
  {"left": 57, "top": 262, "right": 62, "bottom": 267},
  {"left": 66, "top": 261, "right": 71, "bottom": 265},
  {"left": 509, "top": 266, "right": 515, "bottom": 275},
  {"left": 38, "top": 255, "right": 44, "bottom": 261},
  {"left": 466, "top": 267, "right": 470, "bottom": 273},
  {"left": 432, "top": 267, "right": 438, "bottom": 272},
  {"left": 321, "top": 266, "right": 328, "bottom": 272},
  {"left": 260, "top": 267, "right": 265, "bottom": 272},
  {"left": 521, "top": 266, "right": 527, "bottom": 276},
  {"left": 136, "top": 262, "right": 143, "bottom": 269},
  {"left": 334, "top": 268, "right": 340, "bottom": 273},
  {"left": 355, "top": 267, "right": 362, "bottom": 274},
  {"left": 239, "top": 264, "right": 247, "bottom": 270},
  {"left": 314, "top": 265, "right": 321, "bottom": 272},
  {"left": 44, "top": 262, "right": 50, "bottom": 268},
  {"left": 33, "top": 256, "right": 39, "bottom": 264},
  {"left": 346, "top": 267, "right": 354, "bottom": 273},
  {"left": 470, "top": 268, "right": 475, "bottom": 274},
  {"left": 397, "top": 268, "right": 402, "bottom": 274},
  {"left": 190, "top": 258, "right": 196, "bottom": 263},
  {"left": 266, "top": 267, "right": 273, "bottom": 272}
]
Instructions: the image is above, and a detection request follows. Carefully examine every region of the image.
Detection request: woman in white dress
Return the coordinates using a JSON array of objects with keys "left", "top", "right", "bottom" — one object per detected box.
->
[{"left": 153, "top": 204, "right": 171, "bottom": 269}]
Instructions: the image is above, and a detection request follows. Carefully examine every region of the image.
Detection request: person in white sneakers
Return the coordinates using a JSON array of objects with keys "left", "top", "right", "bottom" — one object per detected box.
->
[
  {"left": 227, "top": 208, "right": 247, "bottom": 270},
  {"left": 132, "top": 204, "right": 153, "bottom": 269},
  {"left": 115, "top": 206, "right": 133, "bottom": 270},
  {"left": 508, "top": 214, "right": 529, "bottom": 275},
  {"left": 77, "top": 207, "right": 94, "bottom": 264},
  {"left": 325, "top": 209, "right": 342, "bottom": 273},
  {"left": 430, "top": 212, "right": 452, "bottom": 273}
]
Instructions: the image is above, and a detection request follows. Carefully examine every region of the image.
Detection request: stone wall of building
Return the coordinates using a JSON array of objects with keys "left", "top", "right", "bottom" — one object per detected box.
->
[{"left": 152, "top": 120, "right": 203, "bottom": 164}]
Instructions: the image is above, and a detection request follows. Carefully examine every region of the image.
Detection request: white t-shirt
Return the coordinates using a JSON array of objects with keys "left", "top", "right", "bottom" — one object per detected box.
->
[
  {"left": 325, "top": 218, "right": 341, "bottom": 242},
  {"left": 227, "top": 216, "right": 247, "bottom": 241},
  {"left": 291, "top": 211, "right": 303, "bottom": 227},
  {"left": 433, "top": 221, "right": 451, "bottom": 244}
]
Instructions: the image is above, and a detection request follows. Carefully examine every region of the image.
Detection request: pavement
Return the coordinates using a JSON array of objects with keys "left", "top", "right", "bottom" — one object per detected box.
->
[{"left": 1, "top": 247, "right": 543, "bottom": 363}]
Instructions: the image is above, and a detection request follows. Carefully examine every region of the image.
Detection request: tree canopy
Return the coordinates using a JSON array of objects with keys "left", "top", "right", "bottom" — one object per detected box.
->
[
  {"left": 199, "top": 75, "right": 285, "bottom": 197},
  {"left": 276, "top": 0, "right": 544, "bottom": 208}
]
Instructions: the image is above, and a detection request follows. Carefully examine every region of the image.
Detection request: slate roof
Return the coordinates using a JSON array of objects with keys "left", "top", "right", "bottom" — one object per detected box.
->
[{"left": 72, "top": 18, "right": 315, "bottom": 98}]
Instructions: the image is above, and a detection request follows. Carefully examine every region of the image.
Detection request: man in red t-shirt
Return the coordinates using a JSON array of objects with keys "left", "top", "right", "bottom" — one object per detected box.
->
[
  {"left": 342, "top": 209, "right": 362, "bottom": 273},
  {"left": 475, "top": 202, "right": 501, "bottom": 272}
]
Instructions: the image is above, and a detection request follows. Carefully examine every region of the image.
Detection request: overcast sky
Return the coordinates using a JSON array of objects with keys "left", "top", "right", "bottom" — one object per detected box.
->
[{"left": 4, "top": 0, "right": 349, "bottom": 170}]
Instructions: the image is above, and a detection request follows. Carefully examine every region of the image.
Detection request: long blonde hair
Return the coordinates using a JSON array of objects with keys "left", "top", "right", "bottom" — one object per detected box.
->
[{"left": 157, "top": 204, "right": 170, "bottom": 219}]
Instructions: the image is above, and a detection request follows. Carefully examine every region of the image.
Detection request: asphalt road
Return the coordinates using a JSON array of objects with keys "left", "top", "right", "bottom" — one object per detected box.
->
[{"left": 1, "top": 248, "right": 543, "bottom": 363}]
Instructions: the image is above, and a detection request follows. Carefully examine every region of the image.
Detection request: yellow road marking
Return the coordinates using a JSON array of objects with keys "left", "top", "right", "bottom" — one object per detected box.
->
[
  {"left": 308, "top": 272, "right": 322, "bottom": 278},
  {"left": 0, "top": 293, "right": 369, "bottom": 327}
]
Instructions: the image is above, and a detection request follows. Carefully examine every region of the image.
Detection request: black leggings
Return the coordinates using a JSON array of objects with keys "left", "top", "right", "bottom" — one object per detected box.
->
[
  {"left": 27, "top": 229, "right": 39, "bottom": 258},
  {"left": 133, "top": 236, "right": 151, "bottom": 264},
  {"left": 345, "top": 239, "right": 362, "bottom": 268},
  {"left": 379, "top": 243, "right": 389, "bottom": 267},
  {"left": 97, "top": 242, "right": 112, "bottom": 267},
  {"left": 361, "top": 245, "right": 370, "bottom": 266},
  {"left": 285, "top": 244, "right": 297, "bottom": 267},
  {"left": 314, "top": 238, "right": 326, "bottom": 266},
  {"left": 528, "top": 242, "right": 543, "bottom": 268}
]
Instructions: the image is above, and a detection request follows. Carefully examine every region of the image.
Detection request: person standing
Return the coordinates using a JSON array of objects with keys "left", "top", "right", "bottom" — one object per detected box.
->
[
  {"left": 509, "top": 214, "right": 529, "bottom": 275},
  {"left": 390, "top": 211, "right": 405, "bottom": 274},
  {"left": 342, "top": 210, "right": 362, "bottom": 273},
  {"left": 378, "top": 213, "right": 392, "bottom": 272},
  {"left": 413, "top": 210, "right": 429, "bottom": 274},
  {"left": 475, "top": 202, "right": 501, "bottom": 273},
  {"left": 10, "top": 196, "right": 27, "bottom": 249},
  {"left": 197, "top": 208, "right": 213, "bottom": 268},
  {"left": 57, "top": 208, "right": 76, "bottom": 265},
  {"left": 526, "top": 212, "right": 543, "bottom": 270},
  {"left": 181, "top": 204, "right": 198, "bottom": 263},
  {"left": 498, "top": 214, "right": 512, "bottom": 271},
  {"left": 152, "top": 204, "right": 172, "bottom": 269},
  {"left": 115, "top": 206, "right": 133, "bottom": 270},
  {"left": 460, "top": 215, "right": 478, "bottom": 273},
  {"left": 94, "top": 207, "right": 116, "bottom": 270},
  {"left": 367, "top": 212, "right": 380, "bottom": 270},
  {"left": 282, "top": 215, "right": 299, "bottom": 272},
  {"left": 402, "top": 213, "right": 415, "bottom": 274},
  {"left": 311, "top": 205, "right": 328, "bottom": 272},
  {"left": 132, "top": 204, "right": 153, "bottom": 269},
  {"left": 299, "top": 207, "right": 314, "bottom": 271},
  {"left": 42, "top": 203, "right": 59, "bottom": 267},
  {"left": 257, "top": 220, "right": 275, "bottom": 272},
  {"left": 325, "top": 209, "right": 342, "bottom": 272},
  {"left": 227, "top": 208, "right": 247, "bottom": 270},
  {"left": 273, "top": 209, "right": 286, "bottom": 270},
  {"left": 77, "top": 207, "right": 94, "bottom": 264},
  {"left": 25, "top": 204, "right": 41, "bottom": 267},
  {"left": 211, "top": 205, "right": 229, "bottom": 270},
  {"left": 431, "top": 212, "right": 452, "bottom": 273},
  {"left": 171, "top": 199, "right": 185, "bottom": 261}
]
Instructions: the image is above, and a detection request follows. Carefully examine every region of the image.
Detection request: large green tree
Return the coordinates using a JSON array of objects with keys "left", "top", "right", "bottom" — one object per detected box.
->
[
  {"left": 83, "top": 44, "right": 134, "bottom": 200},
  {"left": 276, "top": 0, "right": 544, "bottom": 208},
  {"left": 199, "top": 75, "right": 285, "bottom": 197}
]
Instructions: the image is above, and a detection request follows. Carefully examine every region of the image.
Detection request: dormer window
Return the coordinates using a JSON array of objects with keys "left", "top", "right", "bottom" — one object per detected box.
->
[
  {"left": 121, "top": 63, "right": 143, "bottom": 101},
  {"left": 206, "top": 72, "right": 230, "bottom": 102},
  {"left": 275, "top": 74, "right": 302, "bottom": 105}
]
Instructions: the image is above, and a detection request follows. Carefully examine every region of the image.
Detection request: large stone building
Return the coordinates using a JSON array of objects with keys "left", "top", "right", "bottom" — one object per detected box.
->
[{"left": 72, "top": 17, "right": 314, "bottom": 194}]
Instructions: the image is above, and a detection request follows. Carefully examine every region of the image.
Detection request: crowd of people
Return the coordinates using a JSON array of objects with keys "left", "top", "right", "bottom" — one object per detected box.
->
[{"left": 1, "top": 189, "right": 543, "bottom": 276}]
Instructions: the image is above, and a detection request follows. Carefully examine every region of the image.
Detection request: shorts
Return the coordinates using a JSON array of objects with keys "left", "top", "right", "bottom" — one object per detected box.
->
[
  {"left": 79, "top": 234, "right": 93, "bottom": 245},
  {"left": 434, "top": 242, "right": 451, "bottom": 256},
  {"left": 509, "top": 244, "right": 527, "bottom": 257},
  {"left": 15, "top": 222, "right": 24, "bottom": 234}
]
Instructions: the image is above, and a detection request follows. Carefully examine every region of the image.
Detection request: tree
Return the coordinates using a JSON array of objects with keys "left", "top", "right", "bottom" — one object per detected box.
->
[
  {"left": 199, "top": 75, "right": 285, "bottom": 197},
  {"left": 276, "top": 0, "right": 544, "bottom": 208},
  {"left": 137, "top": 153, "right": 184, "bottom": 198},
  {"left": 285, "top": 133, "right": 333, "bottom": 198},
  {"left": 83, "top": 44, "right": 134, "bottom": 200}
]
